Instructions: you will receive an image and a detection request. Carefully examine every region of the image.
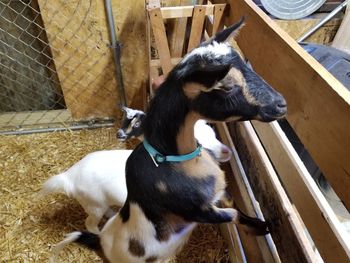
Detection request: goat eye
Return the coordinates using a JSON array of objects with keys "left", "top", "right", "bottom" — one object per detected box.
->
[
  {"left": 217, "top": 85, "right": 232, "bottom": 92},
  {"left": 134, "top": 121, "right": 141, "bottom": 128}
]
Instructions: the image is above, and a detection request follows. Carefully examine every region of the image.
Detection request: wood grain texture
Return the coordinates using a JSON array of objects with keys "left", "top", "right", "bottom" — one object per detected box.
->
[
  {"left": 216, "top": 123, "right": 280, "bottom": 263},
  {"left": 275, "top": 17, "right": 341, "bottom": 44},
  {"left": 148, "top": 7, "right": 172, "bottom": 75},
  {"left": 252, "top": 120, "right": 350, "bottom": 263},
  {"left": 332, "top": 7, "right": 350, "bottom": 53},
  {"left": 226, "top": 0, "right": 350, "bottom": 211},
  {"left": 187, "top": 5, "right": 207, "bottom": 52},
  {"left": 38, "top": 0, "right": 147, "bottom": 120},
  {"left": 168, "top": 0, "right": 193, "bottom": 57},
  {"left": 230, "top": 121, "right": 317, "bottom": 263},
  {"left": 212, "top": 4, "right": 226, "bottom": 34}
]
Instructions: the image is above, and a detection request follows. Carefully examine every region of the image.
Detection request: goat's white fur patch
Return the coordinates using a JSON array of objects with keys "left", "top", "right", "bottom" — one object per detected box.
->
[
  {"left": 123, "top": 107, "right": 144, "bottom": 120},
  {"left": 100, "top": 203, "right": 196, "bottom": 262},
  {"left": 181, "top": 41, "right": 231, "bottom": 63}
]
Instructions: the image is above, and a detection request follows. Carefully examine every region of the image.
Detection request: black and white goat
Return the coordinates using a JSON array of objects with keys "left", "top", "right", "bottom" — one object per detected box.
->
[
  {"left": 51, "top": 18, "right": 287, "bottom": 263},
  {"left": 40, "top": 119, "right": 231, "bottom": 234}
]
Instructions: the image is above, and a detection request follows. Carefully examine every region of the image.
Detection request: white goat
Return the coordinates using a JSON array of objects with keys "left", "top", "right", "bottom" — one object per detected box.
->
[{"left": 41, "top": 121, "right": 231, "bottom": 234}]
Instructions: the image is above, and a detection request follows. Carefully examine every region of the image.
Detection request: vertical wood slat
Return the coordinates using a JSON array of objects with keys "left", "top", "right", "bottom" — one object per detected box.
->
[
  {"left": 332, "top": 2, "right": 350, "bottom": 52},
  {"left": 216, "top": 122, "right": 280, "bottom": 263},
  {"left": 187, "top": 5, "right": 207, "bottom": 52},
  {"left": 148, "top": 7, "right": 173, "bottom": 75},
  {"left": 231, "top": 121, "right": 318, "bottom": 263},
  {"left": 212, "top": 4, "right": 226, "bottom": 34},
  {"left": 252, "top": 120, "right": 350, "bottom": 263},
  {"left": 170, "top": 17, "right": 188, "bottom": 57},
  {"left": 169, "top": 0, "right": 193, "bottom": 57}
]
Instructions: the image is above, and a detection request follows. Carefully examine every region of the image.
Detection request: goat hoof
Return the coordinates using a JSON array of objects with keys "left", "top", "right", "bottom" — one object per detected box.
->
[{"left": 238, "top": 211, "right": 270, "bottom": 236}]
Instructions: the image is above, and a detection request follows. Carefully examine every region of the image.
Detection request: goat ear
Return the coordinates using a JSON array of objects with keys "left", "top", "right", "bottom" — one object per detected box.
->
[
  {"left": 122, "top": 106, "right": 133, "bottom": 113},
  {"left": 212, "top": 16, "right": 245, "bottom": 43},
  {"left": 183, "top": 64, "right": 232, "bottom": 86}
]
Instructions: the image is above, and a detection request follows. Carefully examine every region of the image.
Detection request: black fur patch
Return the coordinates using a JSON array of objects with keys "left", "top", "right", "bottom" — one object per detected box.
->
[
  {"left": 120, "top": 199, "right": 130, "bottom": 222},
  {"left": 75, "top": 231, "right": 101, "bottom": 251},
  {"left": 128, "top": 238, "right": 146, "bottom": 257},
  {"left": 236, "top": 208, "right": 269, "bottom": 236},
  {"left": 145, "top": 255, "right": 158, "bottom": 262},
  {"left": 121, "top": 145, "right": 234, "bottom": 241},
  {"left": 74, "top": 231, "right": 109, "bottom": 262}
]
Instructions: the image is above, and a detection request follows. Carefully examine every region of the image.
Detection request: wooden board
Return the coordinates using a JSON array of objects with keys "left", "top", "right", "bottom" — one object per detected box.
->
[
  {"left": 148, "top": 8, "right": 173, "bottom": 75},
  {"left": 161, "top": 5, "right": 216, "bottom": 18},
  {"left": 168, "top": 0, "right": 193, "bottom": 57},
  {"left": 275, "top": 16, "right": 341, "bottom": 44},
  {"left": 332, "top": 3, "right": 350, "bottom": 53},
  {"left": 252, "top": 120, "right": 350, "bottom": 263},
  {"left": 224, "top": 0, "right": 350, "bottom": 211},
  {"left": 187, "top": 6, "right": 207, "bottom": 52},
  {"left": 217, "top": 123, "right": 280, "bottom": 263},
  {"left": 229, "top": 121, "right": 317, "bottom": 263},
  {"left": 38, "top": 0, "right": 148, "bottom": 120}
]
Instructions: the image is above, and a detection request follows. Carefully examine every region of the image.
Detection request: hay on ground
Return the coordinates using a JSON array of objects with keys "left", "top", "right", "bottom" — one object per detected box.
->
[{"left": 0, "top": 128, "right": 229, "bottom": 262}]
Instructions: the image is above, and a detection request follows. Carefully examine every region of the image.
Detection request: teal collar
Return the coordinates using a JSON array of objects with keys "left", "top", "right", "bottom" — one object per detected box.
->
[{"left": 143, "top": 139, "right": 202, "bottom": 167}]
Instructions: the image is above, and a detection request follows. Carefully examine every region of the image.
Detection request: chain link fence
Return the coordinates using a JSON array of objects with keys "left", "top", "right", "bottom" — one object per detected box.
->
[{"left": 0, "top": 0, "right": 120, "bottom": 134}]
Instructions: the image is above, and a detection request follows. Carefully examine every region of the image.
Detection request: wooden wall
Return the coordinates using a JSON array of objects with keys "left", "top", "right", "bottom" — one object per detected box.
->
[{"left": 37, "top": 0, "right": 148, "bottom": 120}]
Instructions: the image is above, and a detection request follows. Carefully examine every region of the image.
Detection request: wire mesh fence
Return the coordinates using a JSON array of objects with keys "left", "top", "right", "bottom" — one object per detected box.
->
[{"left": 0, "top": 0, "right": 120, "bottom": 134}]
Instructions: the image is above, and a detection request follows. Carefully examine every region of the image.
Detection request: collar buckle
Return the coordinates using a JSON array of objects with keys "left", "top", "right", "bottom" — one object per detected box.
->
[{"left": 155, "top": 154, "right": 166, "bottom": 163}]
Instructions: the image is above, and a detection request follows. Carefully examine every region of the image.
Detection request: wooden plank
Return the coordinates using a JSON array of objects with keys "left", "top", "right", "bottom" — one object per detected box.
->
[
  {"left": 148, "top": 8, "right": 173, "bottom": 75},
  {"left": 187, "top": 6, "right": 207, "bottom": 52},
  {"left": 275, "top": 16, "right": 341, "bottom": 44},
  {"left": 219, "top": 223, "right": 246, "bottom": 263},
  {"left": 216, "top": 123, "right": 280, "bottom": 263},
  {"left": 225, "top": 0, "right": 350, "bottom": 211},
  {"left": 161, "top": 5, "right": 215, "bottom": 19},
  {"left": 212, "top": 4, "right": 226, "bottom": 34},
  {"left": 229, "top": 121, "right": 317, "bottom": 263},
  {"left": 169, "top": 16, "right": 188, "bottom": 57},
  {"left": 150, "top": 57, "right": 182, "bottom": 67},
  {"left": 168, "top": 0, "right": 193, "bottom": 57},
  {"left": 252, "top": 120, "right": 350, "bottom": 263},
  {"left": 332, "top": 3, "right": 350, "bottom": 53}
]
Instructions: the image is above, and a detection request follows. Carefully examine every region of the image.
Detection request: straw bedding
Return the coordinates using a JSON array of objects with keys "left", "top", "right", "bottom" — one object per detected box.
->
[{"left": 0, "top": 128, "right": 229, "bottom": 262}]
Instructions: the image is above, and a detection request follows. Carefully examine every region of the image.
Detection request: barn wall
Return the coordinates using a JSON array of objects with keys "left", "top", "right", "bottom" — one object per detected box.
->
[
  {"left": 0, "top": 1, "right": 63, "bottom": 112},
  {"left": 37, "top": 0, "right": 148, "bottom": 120}
]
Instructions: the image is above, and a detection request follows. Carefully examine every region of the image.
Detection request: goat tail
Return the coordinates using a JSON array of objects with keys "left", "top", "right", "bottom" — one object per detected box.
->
[
  {"left": 39, "top": 172, "right": 73, "bottom": 197},
  {"left": 49, "top": 231, "right": 101, "bottom": 263}
]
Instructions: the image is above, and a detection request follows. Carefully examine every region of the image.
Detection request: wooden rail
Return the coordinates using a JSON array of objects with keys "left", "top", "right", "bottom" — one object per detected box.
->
[{"left": 252, "top": 120, "right": 350, "bottom": 262}]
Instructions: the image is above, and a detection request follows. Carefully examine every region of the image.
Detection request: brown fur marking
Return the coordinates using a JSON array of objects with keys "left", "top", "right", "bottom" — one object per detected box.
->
[
  {"left": 128, "top": 238, "right": 145, "bottom": 257},
  {"left": 145, "top": 255, "right": 158, "bottom": 262},
  {"left": 155, "top": 180, "right": 168, "bottom": 193},
  {"left": 156, "top": 213, "right": 189, "bottom": 242},
  {"left": 183, "top": 82, "right": 207, "bottom": 99}
]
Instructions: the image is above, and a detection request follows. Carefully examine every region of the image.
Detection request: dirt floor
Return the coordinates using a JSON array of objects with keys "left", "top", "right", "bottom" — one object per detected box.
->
[{"left": 0, "top": 128, "right": 229, "bottom": 262}]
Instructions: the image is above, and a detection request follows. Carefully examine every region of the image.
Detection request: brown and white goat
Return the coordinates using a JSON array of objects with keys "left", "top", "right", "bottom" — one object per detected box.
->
[{"left": 51, "top": 18, "right": 287, "bottom": 263}]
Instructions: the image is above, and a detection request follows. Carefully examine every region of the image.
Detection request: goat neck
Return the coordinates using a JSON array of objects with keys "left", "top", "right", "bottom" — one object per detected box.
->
[{"left": 143, "top": 77, "right": 192, "bottom": 155}]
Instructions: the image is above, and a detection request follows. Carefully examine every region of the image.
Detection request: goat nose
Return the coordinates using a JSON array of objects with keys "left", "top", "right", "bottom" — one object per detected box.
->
[
  {"left": 116, "top": 129, "right": 126, "bottom": 139},
  {"left": 275, "top": 97, "right": 287, "bottom": 113},
  {"left": 222, "top": 148, "right": 230, "bottom": 154}
]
